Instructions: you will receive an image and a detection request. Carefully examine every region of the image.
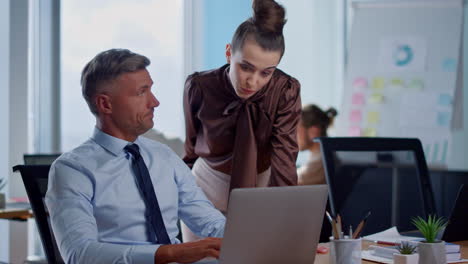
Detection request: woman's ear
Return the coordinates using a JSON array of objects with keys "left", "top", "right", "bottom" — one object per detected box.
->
[
  {"left": 95, "top": 94, "right": 112, "bottom": 114},
  {"left": 225, "top": 43, "right": 232, "bottom": 64}
]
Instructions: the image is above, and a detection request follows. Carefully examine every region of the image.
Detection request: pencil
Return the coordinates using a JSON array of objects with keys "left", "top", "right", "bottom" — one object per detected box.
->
[
  {"left": 352, "top": 211, "right": 371, "bottom": 239},
  {"left": 326, "top": 211, "right": 339, "bottom": 239},
  {"left": 336, "top": 214, "right": 343, "bottom": 239}
]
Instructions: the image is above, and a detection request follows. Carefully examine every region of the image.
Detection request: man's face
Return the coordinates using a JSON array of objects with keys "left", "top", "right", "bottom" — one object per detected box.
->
[
  {"left": 106, "top": 69, "right": 159, "bottom": 140},
  {"left": 227, "top": 39, "right": 281, "bottom": 99}
]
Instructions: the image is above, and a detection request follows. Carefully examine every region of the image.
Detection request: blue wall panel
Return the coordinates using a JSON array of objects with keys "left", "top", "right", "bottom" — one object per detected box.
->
[{"left": 202, "top": 0, "right": 251, "bottom": 70}]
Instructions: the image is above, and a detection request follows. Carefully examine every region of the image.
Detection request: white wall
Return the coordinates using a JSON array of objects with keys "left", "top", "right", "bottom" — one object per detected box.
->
[
  {"left": 280, "top": 0, "right": 345, "bottom": 111},
  {"left": 447, "top": 2, "right": 468, "bottom": 170},
  {"left": 7, "top": 0, "right": 30, "bottom": 262},
  {"left": 0, "top": 0, "right": 11, "bottom": 261}
]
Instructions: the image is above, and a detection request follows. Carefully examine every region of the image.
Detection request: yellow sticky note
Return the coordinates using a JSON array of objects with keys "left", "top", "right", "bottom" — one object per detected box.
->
[
  {"left": 363, "top": 127, "right": 377, "bottom": 137},
  {"left": 371, "top": 77, "right": 385, "bottom": 90},
  {"left": 367, "top": 111, "right": 380, "bottom": 124},
  {"left": 390, "top": 78, "right": 404, "bottom": 87},
  {"left": 369, "top": 93, "right": 384, "bottom": 104}
]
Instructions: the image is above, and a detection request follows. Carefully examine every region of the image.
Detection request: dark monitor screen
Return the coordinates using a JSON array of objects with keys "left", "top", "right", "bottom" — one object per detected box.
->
[{"left": 329, "top": 150, "right": 428, "bottom": 236}]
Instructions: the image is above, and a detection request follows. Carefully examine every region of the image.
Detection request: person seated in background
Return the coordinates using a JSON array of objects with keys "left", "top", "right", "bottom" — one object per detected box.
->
[
  {"left": 296, "top": 104, "right": 338, "bottom": 185},
  {"left": 46, "top": 49, "right": 225, "bottom": 264}
]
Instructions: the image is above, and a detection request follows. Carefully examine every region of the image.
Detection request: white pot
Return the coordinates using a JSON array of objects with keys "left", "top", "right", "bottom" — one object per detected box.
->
[
  {"left": 393, "top": 253, "right": 419, "bottom": 264},
  {"left": 418, "top": 241, "right": 446, "bottom": 264}
]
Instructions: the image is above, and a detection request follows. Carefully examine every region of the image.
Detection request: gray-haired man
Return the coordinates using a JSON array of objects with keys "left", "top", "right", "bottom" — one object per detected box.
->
[{"left": 46, "top": 49, "right": 225, "bottom": 264}]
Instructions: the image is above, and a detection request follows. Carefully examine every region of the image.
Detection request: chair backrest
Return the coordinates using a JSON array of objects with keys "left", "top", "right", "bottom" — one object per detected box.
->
[
  {"left": 315, "top": 137, "right": 436, "bottom": 236},
  {"left": 13, "top": 165, "right": 64, "bottom": 264},
  {"left": 23, "top": 154, "right": 61, "bottom": 165}
]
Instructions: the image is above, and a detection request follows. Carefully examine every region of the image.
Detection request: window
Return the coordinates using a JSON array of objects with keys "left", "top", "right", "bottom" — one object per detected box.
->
[{"left": 61, "top": 0, "right": 185, "bottom": 151}]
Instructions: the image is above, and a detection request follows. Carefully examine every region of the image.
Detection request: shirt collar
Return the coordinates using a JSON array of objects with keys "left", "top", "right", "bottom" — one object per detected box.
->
[{"left": 91, "top": 127, "right": 134, "bottom": 156}]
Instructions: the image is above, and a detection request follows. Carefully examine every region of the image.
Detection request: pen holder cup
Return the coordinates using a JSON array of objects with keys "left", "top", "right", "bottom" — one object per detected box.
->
[{"left": 330, "top": 237, "right": 362, "bottom": 264}]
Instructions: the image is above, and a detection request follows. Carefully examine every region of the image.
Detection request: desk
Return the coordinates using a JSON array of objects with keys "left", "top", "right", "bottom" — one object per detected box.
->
[
  {"left": 0, "top": 202, "right": 33, "bottom": 220},
  {"left": 314, "top": 240, "right": 468, "bottom": 263},
  {"left": 0, "top": 207, "right": 32, "bottom": 220}
]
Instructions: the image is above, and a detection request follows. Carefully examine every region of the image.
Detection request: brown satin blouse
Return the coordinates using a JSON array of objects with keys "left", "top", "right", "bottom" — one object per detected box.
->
[{"left": 183, "top": 64, "right": 301, "bottom": 189}]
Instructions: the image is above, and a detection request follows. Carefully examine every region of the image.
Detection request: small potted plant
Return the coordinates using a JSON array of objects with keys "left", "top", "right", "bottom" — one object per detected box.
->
[
  {"left": 393, "top": 241, "right": 418, "bottom": 264},
  {"left": 411, "top": 215, "right": 447, "bottom": 264}
]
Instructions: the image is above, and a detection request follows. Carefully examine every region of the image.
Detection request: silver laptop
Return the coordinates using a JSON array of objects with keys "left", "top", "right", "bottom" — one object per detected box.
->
[{"left": 209, "top": 185, "right": 328, "bottom": 264}]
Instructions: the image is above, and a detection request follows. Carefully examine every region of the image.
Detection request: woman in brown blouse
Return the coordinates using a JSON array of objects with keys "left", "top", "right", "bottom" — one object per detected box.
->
[{"left": 182, "top": 0, "right": 301, "bottom": 241}]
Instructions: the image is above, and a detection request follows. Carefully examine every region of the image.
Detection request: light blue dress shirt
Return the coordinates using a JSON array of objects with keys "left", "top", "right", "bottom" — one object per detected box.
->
[{"left": 46, "top": 128, "right": 225, "bottom": 264}]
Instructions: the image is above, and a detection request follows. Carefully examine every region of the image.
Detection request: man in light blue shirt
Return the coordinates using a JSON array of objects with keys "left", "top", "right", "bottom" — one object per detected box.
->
[{"left": 46, "top": 49, "right": 225, "bottom": 264}]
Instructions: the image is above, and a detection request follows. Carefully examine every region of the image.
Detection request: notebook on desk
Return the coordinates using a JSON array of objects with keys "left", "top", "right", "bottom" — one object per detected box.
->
[{"left": 195, "top": 185, "right": 328, "bottom": 264}]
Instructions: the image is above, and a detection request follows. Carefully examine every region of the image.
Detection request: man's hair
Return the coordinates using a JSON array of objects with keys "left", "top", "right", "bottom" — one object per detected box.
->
[
  {"left": 231, "top": 0, "right": 287, "bottom": 57},
  {"left": 81, "top": 49, "right": 150, "bottom": 115}
]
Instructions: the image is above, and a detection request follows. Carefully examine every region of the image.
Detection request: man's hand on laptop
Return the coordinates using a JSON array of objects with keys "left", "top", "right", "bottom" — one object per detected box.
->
[{"left": 154, "top": 237, "right": 222, "bottom": 264}]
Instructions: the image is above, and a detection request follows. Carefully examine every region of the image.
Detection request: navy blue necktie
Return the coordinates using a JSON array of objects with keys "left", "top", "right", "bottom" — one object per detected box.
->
[{"left": 125, "top": 144, "right": 171, "bottom": 244}]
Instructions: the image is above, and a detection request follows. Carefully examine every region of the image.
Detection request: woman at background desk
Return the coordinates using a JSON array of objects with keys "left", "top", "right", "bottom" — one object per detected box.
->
[
  {"left": 182, "top": 0, "right": 301, "bottom": 241},
  {"left": 297, "top": 104, "right": 337, "bottom": 185}
]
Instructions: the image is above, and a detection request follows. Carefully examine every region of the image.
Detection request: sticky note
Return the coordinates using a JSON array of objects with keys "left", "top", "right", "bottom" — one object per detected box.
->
[
  {"left": 352, "top": 77, "right": 368, "bottom": 89},
  {"left": 369, "top": 93, "right": 384, "bottom": 104},
  {"left": 351, "top": 93, "right": 365, "bottom": 105},
  {"left": 348, "top": 126, "right": 361, "bottom": 137},
  {"left": 407, "top": 79, "right": 424, "bottom": 90},
  {"left": 363, "top": 128, "right": 377, "bottom": 137},
  {"left": 442, "top": 58, "right": 457, "bottom": 72},
  {"left": 371, "top": 77, "right": 385, "bottom": 90},
  {"left": 437, "top": 112, "right": 451, "bottom": 127},
  {"left": 367, "top": 111, "right": 380, "bottom": 124},
  {"left": 349, "top": 110, "right": 362, "bottom": 123},
  {"left": 438, "top": 93, "right": 452, "bottom": 107},
  {"left": 390, "top": 78, "right": 404, "bottom": 87}
]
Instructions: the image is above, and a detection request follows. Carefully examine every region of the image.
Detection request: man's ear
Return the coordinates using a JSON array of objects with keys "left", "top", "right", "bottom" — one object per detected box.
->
[
  {"left": 225, "top": 43, "right": 232, "bottom": 64},
  {"left": 95, "top": 94, "right": 112, "bottom": 114},
  {"left": 307, "top": 126, "right": 321, "bottom": 140}
]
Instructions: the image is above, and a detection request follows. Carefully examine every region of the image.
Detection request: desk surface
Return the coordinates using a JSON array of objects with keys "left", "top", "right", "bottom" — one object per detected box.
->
[
  {"left": 0, "top": 208, "right": 32, "bottom": 220},
  {"left": 314, "top": 240, "right": 468, "bottom": 264},
  {"left": 0, "top": 203, "right": 33, "bottom": 220}
]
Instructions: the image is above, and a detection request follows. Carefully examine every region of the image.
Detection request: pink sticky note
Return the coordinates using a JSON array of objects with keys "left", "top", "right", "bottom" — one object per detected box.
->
[
  {"left": 352, "top": 77, "right": 368, "bottom": 89},
  {"left": 349, "top": 110, "right": 362, "bottom": 123},
  {"left": 352, "top": 93, "right": 365, "bottom": 105},
  {"left": 348, "top": 126, "right": 361, "bottom": 136}
]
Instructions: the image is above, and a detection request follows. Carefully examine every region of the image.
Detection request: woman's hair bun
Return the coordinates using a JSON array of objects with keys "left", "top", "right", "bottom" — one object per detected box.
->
[
  {"left": 326, "top": 108, "right": 338, "bottom": 119},
  {"left": 252, "top": 0, "right": 287, "bottom": 34}
]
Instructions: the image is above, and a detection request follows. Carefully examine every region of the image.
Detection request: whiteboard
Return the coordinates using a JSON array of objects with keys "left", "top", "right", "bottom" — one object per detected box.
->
[{"left": 339, "top": 0, "right": 463, "bottom": 168}]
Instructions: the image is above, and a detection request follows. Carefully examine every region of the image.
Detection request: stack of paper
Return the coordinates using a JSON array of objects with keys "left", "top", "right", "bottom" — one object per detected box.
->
[
  {"left": 361, "top": 227, "right": 468, "bottom": 263},
  {"left": 363, "top": 226, "right": 422, "bottom": 244}
]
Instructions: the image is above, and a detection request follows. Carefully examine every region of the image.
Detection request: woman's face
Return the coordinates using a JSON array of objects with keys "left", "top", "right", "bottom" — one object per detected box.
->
[
  {"left": 297, "top": 121, "right": 321, "bottom": 151},
  {"left": 226, "top": 39, "right": 282, "bottom": 99},
  {"left": 297, "top": 121, "right": 311, "bottom": 151}
]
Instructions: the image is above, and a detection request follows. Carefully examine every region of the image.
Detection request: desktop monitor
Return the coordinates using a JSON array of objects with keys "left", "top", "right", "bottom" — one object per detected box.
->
[{"left": 316, "top": 137, "right": 436, "bottom": 236}]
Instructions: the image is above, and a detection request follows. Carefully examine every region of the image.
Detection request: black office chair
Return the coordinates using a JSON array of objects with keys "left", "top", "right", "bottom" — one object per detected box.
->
[
  {"left": 13, "top": 165, "right": 64, "bottom": 264},
  {"left": 23, "top": 154, "right": 61, "bottom": 166},
  {"left": 315, "top": 137, "right": 436, "bottom": 236}
]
